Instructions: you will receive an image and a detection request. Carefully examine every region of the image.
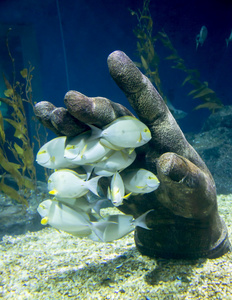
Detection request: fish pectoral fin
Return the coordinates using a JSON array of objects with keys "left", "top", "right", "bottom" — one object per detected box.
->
[
  {"left": 100, "top": 138, "right": 123, "bottom": 150},
  {"left": 80, "top": 144, "right": 87, "bottom": 158},
  {"left": 135, "top": 185, "right": 144, "bottom": 189},
  {"left": 128, "top": 148, "right": 135, "bottom": 155},
  {"left": 137, "top": 132, "right": 142, "bottom": 143},
  {"left": 107, "top": 186, "right": 111, "bottom": 200},
  {"left": 123, "top": 192, "right": 132, "bottom": 199},
  {"left": 50, "top": 156, "right": 56, "bottom": 163}
]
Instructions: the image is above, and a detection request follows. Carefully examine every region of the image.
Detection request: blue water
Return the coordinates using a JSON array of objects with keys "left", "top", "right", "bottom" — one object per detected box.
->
[{"left": 0, "top": 0, "right": 232, "bottom": 135}]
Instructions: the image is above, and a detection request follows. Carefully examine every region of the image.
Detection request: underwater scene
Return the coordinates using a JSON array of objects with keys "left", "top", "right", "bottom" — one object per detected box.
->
[{"left": 0, "top": 0, "right": 232, "bottom": 299}]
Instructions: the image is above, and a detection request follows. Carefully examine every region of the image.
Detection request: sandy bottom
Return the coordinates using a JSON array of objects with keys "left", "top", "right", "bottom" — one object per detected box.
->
[{"left": 1, "top": 195, "right": 232, "bottom": 300}]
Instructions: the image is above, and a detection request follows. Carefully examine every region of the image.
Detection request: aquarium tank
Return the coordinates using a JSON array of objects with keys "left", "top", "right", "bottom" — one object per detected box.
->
[{"left": 0, "top": 0, "right": 232, "bottom": 299}]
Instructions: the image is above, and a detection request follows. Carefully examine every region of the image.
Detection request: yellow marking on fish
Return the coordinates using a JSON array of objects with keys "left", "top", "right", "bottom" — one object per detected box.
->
[
  {"left": 49, "top": 189, "right": 58, "bottom": 195},
  {"left": 80, "top": 144, "right": 87, "bottom": 158},
  {"left": 135, "top": 185, "right": 144, "bottom": 189},
  {"left": 128, "top": 148, "right": 135, "bottom": 155},
  {"left": 41, "top": 217, "right": 49, "bottom": 225},
  {"left": 112, "top": 188, "right": 120, "bottom": 197},
  {"left": 123, "top": 192, "right": 132, "bottom": 199},
  {"left": 50, "top": 156, "right": 55, "bottom": 163},
  {"left": 138, "top": 133, "right": 142, "bottom": 143},
  {"left": 38, "top": 150, "right": 47, "bottom": 155},
  {"left": 66, "top": 145, "right": 75, "bottom": 150}
]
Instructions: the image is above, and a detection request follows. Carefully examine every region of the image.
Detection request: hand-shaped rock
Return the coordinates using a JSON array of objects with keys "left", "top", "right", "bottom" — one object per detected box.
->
[{"left": 34, "top": 51, "right": 230, "bottom": 259}]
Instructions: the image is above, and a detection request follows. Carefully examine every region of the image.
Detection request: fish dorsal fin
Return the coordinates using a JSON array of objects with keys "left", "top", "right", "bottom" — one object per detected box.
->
[{"left": 103, "top": 116, "right": 138, "bottom": 129}]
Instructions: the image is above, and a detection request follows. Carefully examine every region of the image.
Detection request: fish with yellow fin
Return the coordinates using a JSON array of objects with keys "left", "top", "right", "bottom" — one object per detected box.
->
[
  {"left": 122, "top": 168, "right": 160, "bottom": 194},
  {"left": 37, "top": 199, "right": 153, "bottom": 241},
  {"left": 48, "top": 169, "right": 102, "bottom": 198},
  {"left": 107, "top": 172, "right": 131, "bottom": 206},
  {"left": 89, "top": 116, "right": 151, "bottom": 149},
  {"left": 64, "top": 131, "right": 91, "bottom": 160},
  {"left": 37, "top": 199, "right": 94, "bottom": 237},
  {"left": 94, "top": 149, "right": 136, "bottom": 176},
  {"left": 36, "top": 136, "right": 76, "bottom": 169},
  {"left": 70, "top": 138, "right": 111, "bottom": 165}
]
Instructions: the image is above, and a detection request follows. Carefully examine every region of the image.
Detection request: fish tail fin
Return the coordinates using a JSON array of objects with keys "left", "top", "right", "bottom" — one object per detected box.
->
[
  {"left": 83, "top": 165, "right": 94, "bottom": 180},
  {"left": 87, "top": 124, "right": 102, "bottom": 141},
  {"left": 134, "top": 209, "right": 154, "bottom": 230},
  {"left": 90, "top": 220, "right": 114, "bottom": 242},
  {"left": 92, "top": 199, "right": 111, "bottom": 216},
  {"left": 86, "top": 176, "right": 102, "bottom": 196}
]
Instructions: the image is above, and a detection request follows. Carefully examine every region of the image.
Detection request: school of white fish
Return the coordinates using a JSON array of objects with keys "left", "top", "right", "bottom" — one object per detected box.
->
[{"left": 36, "top": 116, "right": 160, "bottom": 242}]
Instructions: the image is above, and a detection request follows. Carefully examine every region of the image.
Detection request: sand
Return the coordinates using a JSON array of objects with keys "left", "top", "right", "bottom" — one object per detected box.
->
[{"left": 0, "top": 194, "right": 232, "bottom": 300}]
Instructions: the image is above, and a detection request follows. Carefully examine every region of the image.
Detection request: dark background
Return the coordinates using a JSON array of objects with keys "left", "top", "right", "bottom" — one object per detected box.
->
[{"left": 0, "top": 0, "right": 232, "bottom": 134}]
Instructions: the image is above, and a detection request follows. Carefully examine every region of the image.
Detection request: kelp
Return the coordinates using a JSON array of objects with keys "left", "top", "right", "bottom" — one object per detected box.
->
[
  {"left": 129, "top": 0, "right": 166, "bottom": 101},
  {"left": 0, "top": 29, "right": 48, "bottom": 206},
  {"left": 157, "top": 30, "right": 223, "bottom": 113},
  {"left": 130, "top": 0, "right": 223, "bottom": 113},
  {"left": 0, "top": 69, "right": 35, "bottom": 206}
]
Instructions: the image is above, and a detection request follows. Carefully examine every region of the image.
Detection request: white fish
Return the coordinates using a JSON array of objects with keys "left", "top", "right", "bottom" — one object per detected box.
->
[
  {"left": 70, "top": 138, "right": 112, "bottom": 165},
  {"left": 196, "top": 26, "right": 208, "bottom": 50},
  {"left": 226, "top": 29, "right": 232, "bottom": 47},
  {"left": 166, "top": 99, "right": 187, "bottom": 120},
  {"left": 57, "top": 196, "right": 109, "bottom": 216},
  {"left": 37, "top": 201, "right": 153, "bottom": 242},
  {"left": 64, "top": 131, "right": 90, "bottom": 160},
  {"left": 122, "top": 168, "right": 160, "bottom": 194},
  {"left": 107, "top": 172, "right": 131, "bottom": 206},
  {"left": 89, "top": 116, "right": 151, "bottom": 149},
  {"left": 48, "top": 169, "right": 102, "bottom": 198},
  {"left": 90, "top": 210, "right": 153, "bottom": 242},
  {"left": 37, "top": 199, "right": 93, "bottom": 237},
  {"left": 36, "top": 136, "right": 76, "bottom": 169},
  {"left": 94, "top": 149, "right": 136, "bottom": 176}
]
